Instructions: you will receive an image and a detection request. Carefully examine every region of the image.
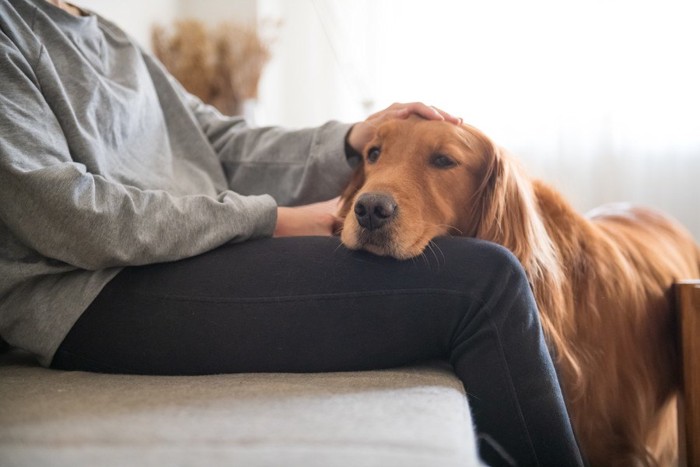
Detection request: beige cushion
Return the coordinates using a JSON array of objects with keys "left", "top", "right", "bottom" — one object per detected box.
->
[{"left": 0, "top": 351, "right": 483, "bottom": 467}]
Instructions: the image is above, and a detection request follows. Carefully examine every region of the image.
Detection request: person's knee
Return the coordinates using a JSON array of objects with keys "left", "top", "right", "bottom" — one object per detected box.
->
[
  {"left": 433, "top": 237, "right": 536, "bottom": 319},
  {"left": 471, "top": 239, "right": 524, "bottom": 272},
  {"left": 433, "top": 237, "right": 527, "bottom": 284}
]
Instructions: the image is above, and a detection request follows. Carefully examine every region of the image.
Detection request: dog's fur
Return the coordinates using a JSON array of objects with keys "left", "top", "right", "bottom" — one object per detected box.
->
[{"left": 339, "top": 117, "right": 700, "bottom": 466}]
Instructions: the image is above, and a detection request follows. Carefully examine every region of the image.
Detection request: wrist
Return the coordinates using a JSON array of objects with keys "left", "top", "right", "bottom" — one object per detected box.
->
[
  {"left": 344, "top": 126, "right": 363, "bottom": 167},
  {"left": 273, "top": 207, "right": 290, "bottom": 237}
]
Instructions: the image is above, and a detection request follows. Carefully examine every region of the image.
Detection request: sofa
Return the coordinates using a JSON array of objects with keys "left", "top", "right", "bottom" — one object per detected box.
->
[{"left": 0, "top": 350, "right": 484, "bottom": 467}]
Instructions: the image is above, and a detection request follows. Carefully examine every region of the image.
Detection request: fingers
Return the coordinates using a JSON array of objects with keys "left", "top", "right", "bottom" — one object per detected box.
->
[
  {"left": 398, "top": 103, "right": 442, "bottom": 121},
  {"left": 347, "top": 102, "right": 463, "bottom": 156},
  {"left": 431, "top": 106, "right": 463, "bottom": 125},
  {"left": 406, "top": 102, "right": 462, "bottom": 125},
  {"left": 371, "top": 102, "right": 462, "bottom": 125}
]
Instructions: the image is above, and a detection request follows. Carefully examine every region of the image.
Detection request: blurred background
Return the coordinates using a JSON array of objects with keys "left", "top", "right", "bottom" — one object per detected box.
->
[{"left": 79, "top": 0, "right": 700, "bottom": 240}]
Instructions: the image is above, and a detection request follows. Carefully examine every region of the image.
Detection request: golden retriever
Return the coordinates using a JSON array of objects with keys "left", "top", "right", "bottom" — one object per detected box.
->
[{"left": 338, "top": 116, "right": 700, "bottom": 466}]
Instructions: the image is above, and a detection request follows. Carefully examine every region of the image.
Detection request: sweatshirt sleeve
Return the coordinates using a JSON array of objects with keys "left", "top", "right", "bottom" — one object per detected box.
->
[
  {"left": 158, "top": 66, "right": 355, "bottom": 207},
  {"left": 0, "top": 37, "right": 277, "bottom": 271}
]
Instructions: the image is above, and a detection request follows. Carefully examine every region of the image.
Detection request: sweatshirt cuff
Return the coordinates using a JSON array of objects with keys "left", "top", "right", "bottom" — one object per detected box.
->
[
  {"left": 249, "top": 194, "right": 278, "bottom": 238},
  {"left": 222, "top": 192, "right": 278, "bottom": 240}
]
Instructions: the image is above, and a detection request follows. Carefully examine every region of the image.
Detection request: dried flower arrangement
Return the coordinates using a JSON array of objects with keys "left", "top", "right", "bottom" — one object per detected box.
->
[{"left": 152, "top": 19, "right": 273, "bottom": 116}]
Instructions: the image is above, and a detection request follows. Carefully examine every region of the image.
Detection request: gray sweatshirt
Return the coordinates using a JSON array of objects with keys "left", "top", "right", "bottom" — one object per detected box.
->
[{"left": 0, "top": 0, "right": 354, "bottom": 366}]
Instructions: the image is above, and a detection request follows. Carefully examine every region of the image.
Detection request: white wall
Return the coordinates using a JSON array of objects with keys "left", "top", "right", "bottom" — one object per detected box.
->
[{"left": 254, "top": 0, "right": 367, "bottom": 128}]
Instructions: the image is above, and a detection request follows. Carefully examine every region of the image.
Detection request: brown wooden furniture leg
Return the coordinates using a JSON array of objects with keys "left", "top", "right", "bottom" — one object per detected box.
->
[{"left": 677, "top": 280, "right": 700, "bottom": 467}]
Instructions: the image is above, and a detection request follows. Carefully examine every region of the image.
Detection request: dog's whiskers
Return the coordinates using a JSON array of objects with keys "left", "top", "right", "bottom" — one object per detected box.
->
[
  {"left": 429, "top": 240, "right": 446, "bottom": 266},
  {"left": 332, "top": 241, "right": 345, "bottom": 255},
  {"left": 431, "top": 223, "right": 464, "bottom": 236},
  {"left": 419, "top": 239, "right": 445, "bottom": 270},
  {"left": 413, "top": 220, "right": 464, "bottom": 238}
]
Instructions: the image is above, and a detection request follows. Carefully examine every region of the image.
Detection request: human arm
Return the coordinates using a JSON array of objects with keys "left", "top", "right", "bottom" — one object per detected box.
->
[
  {"left": 149, "top": 57, "right": 353, "bottom": 207},
  {"left": 0, "top": 35, "right": 276, "bottom": 271}
]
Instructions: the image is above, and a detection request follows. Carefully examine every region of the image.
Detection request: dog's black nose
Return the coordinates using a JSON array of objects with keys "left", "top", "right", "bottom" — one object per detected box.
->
[{"left": 354, "top": 192, "right": 397, "bottom": 231}]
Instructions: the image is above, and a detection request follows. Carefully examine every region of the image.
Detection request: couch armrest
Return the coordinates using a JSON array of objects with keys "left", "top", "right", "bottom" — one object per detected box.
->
[{"left": 677, "top": 280, "right": 700, "bottom": 467}]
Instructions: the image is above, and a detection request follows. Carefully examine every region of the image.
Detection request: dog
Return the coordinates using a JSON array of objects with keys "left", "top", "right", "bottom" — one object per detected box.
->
[{"left": 338, "top": 116, "right": 700, "bottom": 466}]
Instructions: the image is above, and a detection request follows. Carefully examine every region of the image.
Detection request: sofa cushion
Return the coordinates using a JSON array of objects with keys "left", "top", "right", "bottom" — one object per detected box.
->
[{"left": 0, "top": 350, "right": 483, "bottom": 467}]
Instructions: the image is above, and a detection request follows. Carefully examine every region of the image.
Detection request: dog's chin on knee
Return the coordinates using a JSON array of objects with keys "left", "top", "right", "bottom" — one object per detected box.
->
[{"left": 340, "top": 226, "right": 428, "bottom": 260}]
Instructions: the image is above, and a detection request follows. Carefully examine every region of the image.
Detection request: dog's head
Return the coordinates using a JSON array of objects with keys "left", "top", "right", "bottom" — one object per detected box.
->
[
  {"left": 339, "top": 116, "right": 487, "bottom": 258},
  {"left": 339, "top": 116, "right": 556, "bottom": 276}
]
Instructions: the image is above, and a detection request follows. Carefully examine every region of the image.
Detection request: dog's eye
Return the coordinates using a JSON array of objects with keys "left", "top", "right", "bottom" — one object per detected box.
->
[
  {"left": 367, "top": 147, "right": 381, "bottom": 164},
  {"left": 430, "top": 153, "right": 457, "bottom": 169}
]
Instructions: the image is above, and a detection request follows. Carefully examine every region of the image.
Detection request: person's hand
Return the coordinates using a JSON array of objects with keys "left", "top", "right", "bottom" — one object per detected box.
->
[
  {"left": 346, "top": 102, "right": 463, "bottom": 155},
  {"left": 274, "top": 198, "right": 342, "bottom": 237}
]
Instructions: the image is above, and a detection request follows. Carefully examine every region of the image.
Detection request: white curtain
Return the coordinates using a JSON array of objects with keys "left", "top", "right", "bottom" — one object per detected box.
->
[{"left": 256, "top": 0, "right": 700, "bottom": 240}]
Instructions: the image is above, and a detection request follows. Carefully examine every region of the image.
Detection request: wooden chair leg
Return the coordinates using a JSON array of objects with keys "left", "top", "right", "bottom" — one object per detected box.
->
[{"left": 677, "top": 280, "right": 700, "bottom": 467}]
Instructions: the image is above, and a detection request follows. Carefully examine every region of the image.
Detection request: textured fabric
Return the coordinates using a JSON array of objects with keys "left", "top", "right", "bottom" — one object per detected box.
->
[
  {"left": 52, "top": 237, "right": 584, "bottom": 466},
  {"left": 0, "top": 350, "right": 484, "bottom": 467},
  {"left": 0, "top": 0, "right": 353, "bottom": 365}
]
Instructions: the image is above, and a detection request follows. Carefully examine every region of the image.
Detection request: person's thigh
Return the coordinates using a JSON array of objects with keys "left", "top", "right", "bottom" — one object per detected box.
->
[{"left": 53, "top": 236, "right": 492, "bottom": 375}]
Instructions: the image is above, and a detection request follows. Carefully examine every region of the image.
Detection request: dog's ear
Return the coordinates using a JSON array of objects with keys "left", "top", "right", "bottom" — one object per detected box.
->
[
  {"left": 470, "top": 142, "right": 560, "bottom": 286},
  {"left": 337, "top": 163, "right": 365, "bottom": 220},
  {"left": 473, "top": 144, "right": 582, "bottom": 393}
]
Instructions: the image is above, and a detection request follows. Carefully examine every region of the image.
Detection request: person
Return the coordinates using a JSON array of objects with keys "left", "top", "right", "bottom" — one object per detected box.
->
[{"left": 0, "top": 0, "right": 585, "bottom": 465}]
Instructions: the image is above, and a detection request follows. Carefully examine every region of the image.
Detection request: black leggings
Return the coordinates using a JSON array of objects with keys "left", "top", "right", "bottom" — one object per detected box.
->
[{"left": 52, "top": 236, "right": 583, "bottom": 466}]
